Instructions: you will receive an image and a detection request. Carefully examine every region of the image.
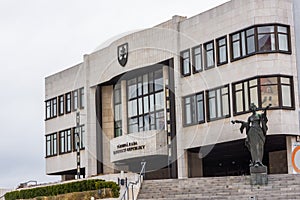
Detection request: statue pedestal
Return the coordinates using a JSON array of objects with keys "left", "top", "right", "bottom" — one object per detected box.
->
[{"left": 250, "top": 166, "right": 268, "bottom": 185}]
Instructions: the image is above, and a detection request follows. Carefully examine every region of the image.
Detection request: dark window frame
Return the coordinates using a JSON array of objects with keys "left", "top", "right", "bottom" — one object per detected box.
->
[
  {"left": 45, "top": 133, "right": 57, "bottom": 157},
  {"left": 216, "top": 36, "right": 228, "bottom": 66},
  {"left": 72, "top": 89, "right": 79, "bottom": 112},
  {"left": 182, "top": 92, "right": 205, "bottom": 127},
  {"left": 59, "top": 129, "right": 72, "bottom": 154},
  {"left": 65, "top": 92, "right": 72, "bottom": 114},
  {"left": 114, "top": 83, "right": 122, "bottom": 137},
  {"left": 73, "top": 125, "right": 85, "bottom": 151},
  {"left": 204, "top": 40, "right": 215, "bottom": 70},
  {"left": 206, "top": 84, "right": 231, "bottom": 122},
  {"left": 79, "top": 87, "right": 85, "bottom": 109},
  {"left": 230, "top": 23, "right": 291, "bottom": 62},
  {"left": 58, "top": 95, "right": 64, "bottom": 116},
  {"left": 192, "top": 45, "right": 203, "bottom": 73},
  {"left": 45, "top": 97, "right": 57, "bottom": 120},
  {"left": 180, "top": 49, "right": 191, "bottom": 76},
  {"left": 232, "top": 74, "right": 295, "bottom": 116}
]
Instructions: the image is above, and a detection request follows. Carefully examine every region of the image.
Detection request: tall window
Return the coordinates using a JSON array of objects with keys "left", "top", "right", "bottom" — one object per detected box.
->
[
  {"left": 204, "top": 41, "right": 215, "bottom": 69},
  {"left": 232, "top": 75, "right": 294, "bottom": 115},
  {"left": 58, "top": 95, "right": 64, "bottom": 115},
  {"left": 114, "top": 84, "right": 122, "bottom": 137},
  {"left": 46, "top": 133, "right": 57, "bottom": 157},
  {"left": 79, "top": 87, "right": 85, "bottom": 109},
  {"left": 73, "top": 125, "right": 85, "bottom": 150},
  {"left": 72, "top": 90, "right": 78, "bottom": 111},
  {"left": 45, "top": 98, "right": 57, "bottom": 120},
  {"left": 216, "top": 36, "right": 228, "bottom": 65},
  {"left": 180, "top": 50, "right": 191, "bottom": 76},
  {"left": 192, "top": 45, "right": 203, "bottom": 73},
  {"left": 65, "top": 92, "right": 71, "bottom": 113},
  {"left": 183, "top": 92, "right": 205, "bottom": 126},
  {"left": 206, "top": 85, "right": 230, "bottom": 121},
  {"left": 230, "top": 24, "right": 291, "bottom": 61},
  {"left": 127, "top": 69, "right": 164, "bottom": 134},
  {"left": 59, "top": 129, "right": 72, "bottom": 154}
]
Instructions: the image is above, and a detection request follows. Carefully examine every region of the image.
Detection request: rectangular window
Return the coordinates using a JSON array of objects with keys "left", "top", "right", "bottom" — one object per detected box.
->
[
  {"left": 72, "top": 90, "right": 78, "bottom": 111},
  {"left": 58, "top": 95, "right": 64, "bottom": 115},
  {"left": 216, "top": 37, "right": 228, "bottom": 65},
  {"left": 181, "top": 50, "right": 191, "bottom": 76},
  {"left": 79, "top": 87, "right": 84, "bottom": 109},
  {"left": 230, "top": 24, "right": 291, "bottom": 61},
  {"left": 232, "top": 75, "right": 294, "bottom": 115},
  {"left": 204, "top": 41, "right": 215, "bottom": 69},
  {"left": 74, "top": 125, "right": 85, "bottom": 150},
  {"left": 59, "top": 129, "right": 72, "bottom": 154},
  {"left": 206, "top": 85, "right": 230, "bottom": 121},
  {"left": 114, "top": 84, "right": 122, "bottom": 137},
  {"left": 127, "top": 68, "right": 165, "bottom": 133},
  {"left": 192, "top": 45, "right": 203, "bottom": 73},
  {"left": 45, "top": 98, "right": 57, "bottom": 120},
  {"left": 46, "top": 133, "right": 57, "bottom": 157},
  {"left": 183, "top": 92, "right": 205, "bottom": 126},
  {"left": 65, "top": 92, "right": 71, "bottom": 113}
]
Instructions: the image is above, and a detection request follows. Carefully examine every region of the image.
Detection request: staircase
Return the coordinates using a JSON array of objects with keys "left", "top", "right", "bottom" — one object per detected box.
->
[{"left": 137, "top": 174, "right": 300, "bottom": 200}]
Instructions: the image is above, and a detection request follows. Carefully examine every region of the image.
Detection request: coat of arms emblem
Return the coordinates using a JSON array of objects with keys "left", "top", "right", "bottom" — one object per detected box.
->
[{"left": 117, "top": 43, "right": 128, "bottom": 67}]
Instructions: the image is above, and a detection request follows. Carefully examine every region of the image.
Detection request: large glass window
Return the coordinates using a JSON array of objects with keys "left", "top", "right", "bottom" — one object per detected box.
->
[
  {"left": 192, "top": 45, "right": 203, "bottom": 73},
  {"left": 204, "top": 41, "right": 215, "bottom": 69},
  {"left": 230, "top": 24, "right": 291, "bottom": 61},
  {"left": 232, "top": 75, "right": 294, "bottom": 115},
  {"left": 45, "top": 98, "right": 57, "bottom": 120},
  {"left": 65, "top": 92, "right": 72, "bottom": 113},
  {"left": 180, "top": 50, "right": 191, "bottom": 76},
  {"left": 114, "top": 83, "right": 122, "bottom": 137},
  {"left": 206, "top": 85, "right": 230, "bottom": 121},
  {"left": 183, "top": 92, "right": 205, "bottom": 126},
  {"left": 46, "top": 133, "right": 57, "bottom": 157},
  {"left": 73, "top": 125, "right": 85, "bottom": 150},
  {"left": 58, "top": 95, "right": 64, "bottom": 115},
  {"left": 59, "top": 129, "right": 72, "bottom": 154},
  {"left": 216, "top": 36, "right": 228, "bottom": 65},
  {"left": 127, "top": 69, "right": 165, "bottom": 133}
]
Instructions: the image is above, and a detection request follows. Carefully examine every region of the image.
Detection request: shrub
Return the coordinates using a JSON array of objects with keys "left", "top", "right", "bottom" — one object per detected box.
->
[{"left": 4, "top": 179, "right": 119, "bottom": 200}]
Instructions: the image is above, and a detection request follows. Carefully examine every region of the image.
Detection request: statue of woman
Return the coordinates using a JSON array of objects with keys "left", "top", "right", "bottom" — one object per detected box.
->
[{"left": 232, "top": 103, "right": 271, "bottom": 167}]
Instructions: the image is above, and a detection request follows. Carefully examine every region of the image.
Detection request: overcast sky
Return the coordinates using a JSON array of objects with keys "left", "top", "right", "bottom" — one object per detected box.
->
[{"left": 0, "top": 0, "right": 229, "bottom": 189}]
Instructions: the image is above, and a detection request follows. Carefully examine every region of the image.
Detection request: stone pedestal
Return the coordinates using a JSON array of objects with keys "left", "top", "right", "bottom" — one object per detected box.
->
[{"left": 250, "top": 166, "right": 268, "bottom": 185}]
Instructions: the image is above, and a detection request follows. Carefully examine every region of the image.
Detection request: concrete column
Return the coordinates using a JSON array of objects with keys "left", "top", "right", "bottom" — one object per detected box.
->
[
  {"left": 286, "top": 135, "right": 297, "bottom": 174},
  {"left": 121, "top": 80, "right": 128, "bottom": 135},
  {"left": 177, "top": 149, "right": 188, "bottom": 178}
]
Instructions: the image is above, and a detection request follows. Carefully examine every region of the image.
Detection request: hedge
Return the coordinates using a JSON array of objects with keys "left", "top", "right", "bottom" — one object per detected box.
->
[{"left": 5, "top": 179, "right": 120, "bottom": 200}]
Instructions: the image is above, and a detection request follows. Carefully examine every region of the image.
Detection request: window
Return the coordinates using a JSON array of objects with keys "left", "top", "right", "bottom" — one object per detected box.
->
[
  {"left": 58, "top": 95, "right": 64, "bottom": 115},
  {"left": 72, "top": 90, "right": 78, "bottom": 111},
  {"left": 230, "top": 24, "right": 291, "bottom": 61},
  {"left": 204, "top": 41, "right": 215, "bottom": 69},
  {"left": 59, "top": 129, "right": 72, "bottom": 154},
  {"left": 45, "top": 98, "right": 57, "bottom": 120},
  {"left": 79, "top": 87, "right": 84, "bottom": 109},
  {"left": 183, "top": 92, "right": 205, "bottom": 126},
  {"left": 206, "top": 85, "right": 230, "bottom": 121},
  {"left": 127, "top": 69, "right": 165, "bottom": 133},
  {"left": 46, "top": 133, "right": 57, "bottom": 157},
  {"left": 114, "top": 84, "right": 122, "bottom": 137},
  {"left": 73, "top": 125, "right": 85, "bottom": 150},
  {"left": 65, "top": 92, "right": 71, "bottom": 113},
  {"left": 192, "top": 45, "right": 203, "bottom": 73},
  {"left": 180, "top": 50, "right": 191, "bottom": 76},
  {"left": 232, "top": 75, "right": 294, "bottom": 115},
  {"left": 216, "top": 36, "right": 228, "bottom": 65}
]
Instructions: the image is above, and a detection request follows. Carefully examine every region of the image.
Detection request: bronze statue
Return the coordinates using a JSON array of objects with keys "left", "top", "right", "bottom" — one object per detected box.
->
[{"left": 232, "top": 103, "right": 271, "bottom": 167}]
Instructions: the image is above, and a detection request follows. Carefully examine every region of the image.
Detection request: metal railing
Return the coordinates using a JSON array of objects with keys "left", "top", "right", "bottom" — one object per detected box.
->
[{"left": 120, "top": 162, "right": 146, "bottom": 200}]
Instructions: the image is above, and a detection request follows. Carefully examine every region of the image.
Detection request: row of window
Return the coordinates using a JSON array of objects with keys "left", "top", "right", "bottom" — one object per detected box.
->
[
  {"left": 45, "top": 88, "right": 84, "bottom": 120},
  {"left": 181, "top": 24, "right": 291, "bottom": 76},
  {"left": 46, "top": 125, "right": 85, "bottom": 157},
  {"left": 183, "top": 75, "right": 294, "bottom": 126}
]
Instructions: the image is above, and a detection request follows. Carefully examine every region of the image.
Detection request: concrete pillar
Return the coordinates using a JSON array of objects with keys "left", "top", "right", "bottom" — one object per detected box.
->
[
  {"left": 121, "top": 80, "right": 128, "bottom": 135},
  {"left": 286, "top": 135, "right": 296, "bottom": 174},
  {"left": 177, "top": 149, "right": 188, "bottom": 178}
]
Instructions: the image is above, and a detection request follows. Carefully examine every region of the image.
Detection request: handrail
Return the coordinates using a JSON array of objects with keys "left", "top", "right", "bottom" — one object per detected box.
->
[{"left": 120, "top": 162, "right": 146, "bottom": 200}]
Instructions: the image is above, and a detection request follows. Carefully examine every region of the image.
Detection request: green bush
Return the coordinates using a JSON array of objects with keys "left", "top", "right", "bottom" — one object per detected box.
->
[{"left": 4, "top": 179, "right": 120, "bottom": 200}]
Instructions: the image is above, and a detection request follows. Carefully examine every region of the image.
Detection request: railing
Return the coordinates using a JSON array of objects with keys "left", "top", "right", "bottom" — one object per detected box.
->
[{"left": 120, "top": 162, "right": 146, "bottom": 200}]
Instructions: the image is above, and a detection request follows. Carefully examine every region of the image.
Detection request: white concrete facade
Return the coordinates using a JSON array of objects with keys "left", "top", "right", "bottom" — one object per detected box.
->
[{"left": 45, "top": 0, "right": 300, "bottom": 180}]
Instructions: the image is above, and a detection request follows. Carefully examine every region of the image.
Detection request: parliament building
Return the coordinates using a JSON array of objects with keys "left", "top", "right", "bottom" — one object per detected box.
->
[{"left": 44, "top": 0, "right": 300, "bottom": 180}]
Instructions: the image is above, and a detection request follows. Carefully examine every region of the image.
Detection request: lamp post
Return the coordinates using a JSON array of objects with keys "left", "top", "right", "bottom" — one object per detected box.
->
[{"left": 76, "top": 112, "right": 81, "bottom": 179}]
